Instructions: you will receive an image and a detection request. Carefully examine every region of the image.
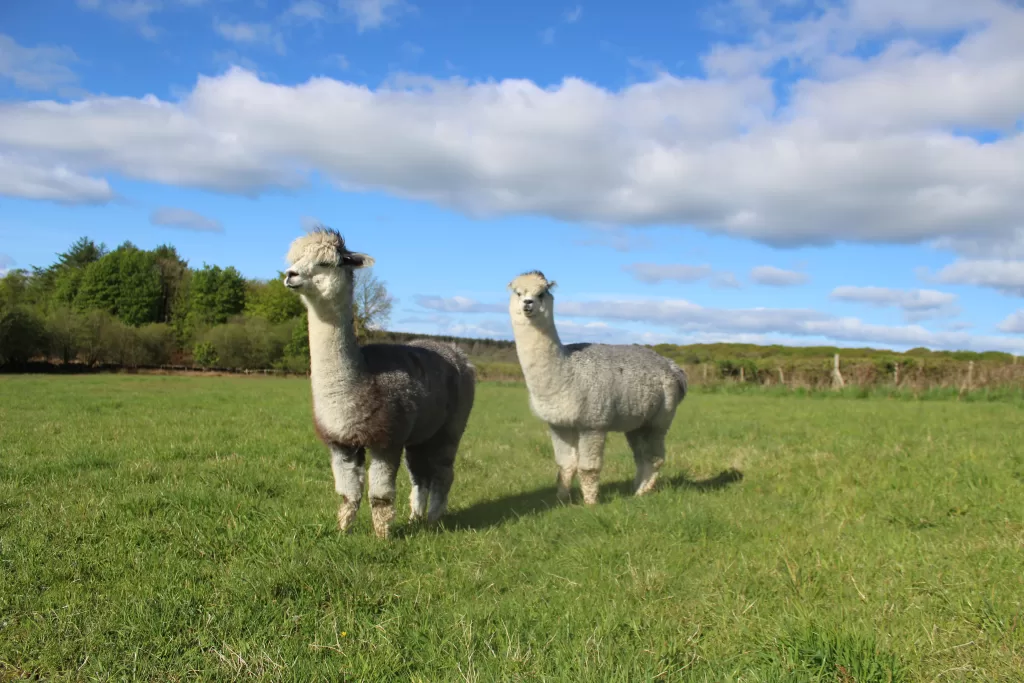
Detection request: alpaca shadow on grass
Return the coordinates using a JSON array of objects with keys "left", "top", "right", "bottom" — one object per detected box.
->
[{"left": 437, "top": 467, "right": 744, "bottom": 533}]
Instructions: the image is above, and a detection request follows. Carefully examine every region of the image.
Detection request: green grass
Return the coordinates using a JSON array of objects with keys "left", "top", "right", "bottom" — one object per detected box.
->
[{"left": 1, "top": 375, "right": 1022, "bottom": 681}]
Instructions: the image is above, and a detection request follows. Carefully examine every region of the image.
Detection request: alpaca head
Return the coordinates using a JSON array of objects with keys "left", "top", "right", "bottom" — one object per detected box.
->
[
  {"left": 284, "top": 225, "right": 374, "bottom": 306},
  {"left": 507, "top": 270, "right": 557, "bottom": 327}
]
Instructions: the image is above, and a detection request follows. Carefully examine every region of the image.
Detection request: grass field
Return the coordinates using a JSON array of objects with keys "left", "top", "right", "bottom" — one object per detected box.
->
[{"left": 1, "top": 375, "right": 1022, "bottom": 681}]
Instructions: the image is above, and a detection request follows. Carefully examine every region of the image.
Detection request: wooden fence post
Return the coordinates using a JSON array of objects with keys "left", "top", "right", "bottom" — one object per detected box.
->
[
  {"left": 894, "top": 362, "right": 900, "bottom": 386},
  {"left": 702, "top": 364, "right": 708, "bottom": 383},
  {"left": 739, "top": 366, "right": 745, "bottom": 383},
  {"left": 778, "top": 367, "right": 785, "bottom": 386},
  {"left": 831, "top": 353, "right": 845, "bottom": 390},
  {"left": 966, "top": 360, "right": 974, "bottom": 392}
]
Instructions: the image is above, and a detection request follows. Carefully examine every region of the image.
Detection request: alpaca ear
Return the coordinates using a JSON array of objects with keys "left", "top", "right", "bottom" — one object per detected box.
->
[
  {"left": 342, "top": 252, "right": 375, "bottom": 269},
  {"left": 546, "top": 280, "right": 557, "bottom": 291}
]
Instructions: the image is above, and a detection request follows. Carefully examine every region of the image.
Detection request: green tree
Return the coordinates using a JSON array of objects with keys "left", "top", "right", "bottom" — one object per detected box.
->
[
  {"left": 187, "top": 265, "right": 246, "bottom": 327},
  {"left": 117, "top": 247, "right": 163, "bottom": 326},
  {"left": 153, "top": 244, "right": 189, "bottom": 324},
  {"left": 52, "top": 267, "right": 85, "bottom": 306},
  {"left": 0, "top": 270, "right": 30, "bottom": 308},
  {"left": 57, "top": 237, "right": 107, "bottom": 269},
  {"left": 74, "top": 244, "right": 162, "bottom": 326},
  {"left": 245, "top": 274, "right": 304, "bottom": 324},
  {"left": 75, "top": 254, "right": 120, "bottom": 315}
]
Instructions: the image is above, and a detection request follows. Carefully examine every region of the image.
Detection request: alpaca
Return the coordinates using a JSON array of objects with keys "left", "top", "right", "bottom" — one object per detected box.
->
[
  {"left": 507, "top": 271, "right": 687, "bottom": 505},
  {"left": 284, "top": 227, "right": 476, "bottom": 538}
]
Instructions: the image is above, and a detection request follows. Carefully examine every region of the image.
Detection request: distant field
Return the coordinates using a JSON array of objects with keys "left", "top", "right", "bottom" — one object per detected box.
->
[{"left": 1, "top": 375, "right": 1022, "bottom": 681}]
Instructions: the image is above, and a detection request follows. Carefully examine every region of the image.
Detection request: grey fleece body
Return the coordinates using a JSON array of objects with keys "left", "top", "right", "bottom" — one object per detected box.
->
[
  {"left": 315, "top": 339, "right": 477, "bottom": 455},
  {"left": 534, "top": 342, "right": 688, "bottom": 432},
  {"left": 507, "top": 269, "right": 688, "bottom": 505}
]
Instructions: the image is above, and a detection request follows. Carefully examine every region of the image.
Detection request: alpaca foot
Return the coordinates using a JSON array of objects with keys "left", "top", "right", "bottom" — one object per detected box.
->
[
  {"left": 337, "top": 498, "right": 359, "bottom": 532},
  {"left": 426, "top": 501, "right": 448, "bottom": 524},
  {"left": 370, "top": 498, "right": 395, "bottom": 539},
  {"left": 633, "top": 461, "right": 661, "bottom": 496},
  {"left": 578, "top": 469, "right": 600, "bottom": 505},
  {"left": 556, "top": 468, "right": 574, "bottom": 503},
  {"left": 634, "top": 471, "right": 660, "bottom": 496},
  {"left": 409, "top": 485, "right": 428, "bottom": 522}
]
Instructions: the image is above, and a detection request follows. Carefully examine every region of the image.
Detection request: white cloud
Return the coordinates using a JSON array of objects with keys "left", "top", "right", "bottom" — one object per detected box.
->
[
  {"left": 999, "top": 310, "right": 1024, "bottom": 334},
  {"left": 415, "top": 295, "right": 505, "bottom": 314},
  {"left": 573, "top": 227, "right": 652, "bottom": 252},
  {"left": 540, "top": 27, "right": 556, "bottom": 45},
  {"left": 565, "top": 5, "right": 583, "bottom": 23},
  {"left": 398, "top": 313, "right": 510, "bottom": 340},
  {"left": 0, "top": 155, "right": 114, "bottom": 204},
  {"left": 401, "top": 42, "right": 424, "bottom": 59},
  {"left": 414, "top": 293, "right": 1024, "bottom": 353},
  {"left": 0, "top": 253, "right": 14, "bottom": 276},
  {"left": 76, "top": 0, "right": 162, "bottom": 38},
  {"left": 750, "top": 265, "right": 808, "bottom": 287},
  {"left": 214, "top": 21, "right": 286, "bottom": 54},
  {"left": 0, "top": 35, "right": 80, "bottom": 93},
  {"left": 830, "top": 285, "right": 959, "bottom": 321},
  {"left": 712, "top": 272, "right": 742, "bottom": 289},
  {"left": 625, "top": 262, "right": 743, "bottom": 288},
  {"left": 211, "top": 50, "right": 261, "bottom": 75},
  {"left": 933, "top": 259, "right": 1024, "bottom": 296},
  {"left": 285, "top": 0, "right": 326, "bottom": 21},
  {"left": 339, "top": 0, "right": 413, "bottom": 32},
  {"left": 4, "top": 2, "right": 1024, "bottom": 252},
  {"left": 931, "top": 230, "right": 1024, "bottom": 260},
  {"left": 624, "top": 263, "right": 714, "bottom": 284},
  {"left": 149, "top": 206, "right": 223, "bottom": 232},
  {"left": 326, "top": 54, "right": 350, "bottom": 70}
]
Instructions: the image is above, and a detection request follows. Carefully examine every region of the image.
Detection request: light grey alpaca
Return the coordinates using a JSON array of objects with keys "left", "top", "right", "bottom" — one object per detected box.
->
[
  {"left": 284, "top": 226, "right": 476, "bottom": 538},
  {"left": 507, "top": 271, "right": 687, "bottom": 505}
]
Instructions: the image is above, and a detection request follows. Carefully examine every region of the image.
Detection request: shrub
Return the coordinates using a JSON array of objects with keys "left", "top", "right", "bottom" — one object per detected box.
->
[
  {"left": 74, "top": 310, "right": 124, "bottom": 366},
  {"left": 200, "top": 316, "right": 291, "bottom": 370},
  {"left": 0, "top": 303, "right": 46, "bottom": 366},
  {"left": 192, "top": 341, "right": 218, "bottom": 368}
]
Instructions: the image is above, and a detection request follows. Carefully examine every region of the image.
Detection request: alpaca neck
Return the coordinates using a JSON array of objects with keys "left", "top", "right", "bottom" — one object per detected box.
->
[
  {"left": 305, "top": 294, "right": 367, "bottom": 396},
  {"left": 512, "top": 317, "right": 572, "bottom": 400}
]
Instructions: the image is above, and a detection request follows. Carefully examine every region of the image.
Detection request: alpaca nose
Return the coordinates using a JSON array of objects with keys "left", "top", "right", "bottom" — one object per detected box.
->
[
  {"left": 522, "top": 298, "right": 535, "bottom": 311},
  {"left": 284, "top": 270, "right": 299, "bottom": 288}
]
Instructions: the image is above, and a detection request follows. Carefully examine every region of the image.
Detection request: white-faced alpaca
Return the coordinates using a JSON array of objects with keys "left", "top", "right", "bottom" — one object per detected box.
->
[
  {"left": 284, "top": 227, "right": 476, "bottom": 538},
  {"left": 508, "top": 271, "right": 688, "bottom": 505}
]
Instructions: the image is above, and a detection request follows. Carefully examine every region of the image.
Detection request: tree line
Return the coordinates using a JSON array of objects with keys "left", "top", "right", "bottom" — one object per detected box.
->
[
  {"left": 0, "top": 237, "right": 393, "bottom": 371},
  {"left": 3, "top": 236, "right": 1020, "bottom": 388}
]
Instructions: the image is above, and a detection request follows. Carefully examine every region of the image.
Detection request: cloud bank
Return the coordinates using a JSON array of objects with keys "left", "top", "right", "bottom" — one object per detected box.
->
[
  {"left": 417, "top": 294, "right": 1024, "bottom": 354},
  {"left": 1, "top": 2, "right": 1023, "bottom": 252}
]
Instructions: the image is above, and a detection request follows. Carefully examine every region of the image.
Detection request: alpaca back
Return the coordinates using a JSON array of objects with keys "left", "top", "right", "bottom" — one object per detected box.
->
[
  {"left": 361, "top": 340, "right": 476, "bottom": 447},
  {"left": 557, "top": 343, "right": 684, "bottom": 432}
]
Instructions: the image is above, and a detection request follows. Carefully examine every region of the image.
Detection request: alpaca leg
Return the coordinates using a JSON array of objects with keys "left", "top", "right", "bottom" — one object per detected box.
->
[
  {"left": 367, "top": 449, "right": 401, "bottom": 539},
  {"left": 405, "top": 451, "right": 431, "bottom": 522},
  {"left": 407, "top": 440, "right": 458, "bottom": 524},
  {"left": 330, "top": 445, "right": 365, "bottom": 532},
  {"left": 549, "top": 426, "right": 579, "bottom": 503},
  {"left": 627, "top": 428, "right": 666, "bottom": 496},
  {"left": 426, "top": 456, "right": 455, "bottom": 523},
  {"left": 407, "top": 468, "right": 430, "bottom": 522},
  {"left": 576, "top": 431, "right": 607, "bottom": 506}
]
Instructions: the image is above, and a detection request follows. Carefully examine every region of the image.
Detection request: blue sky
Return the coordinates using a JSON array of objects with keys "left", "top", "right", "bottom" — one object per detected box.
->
[{"left": 2, "top": 0, "right": 1024, "bottom": 352}]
